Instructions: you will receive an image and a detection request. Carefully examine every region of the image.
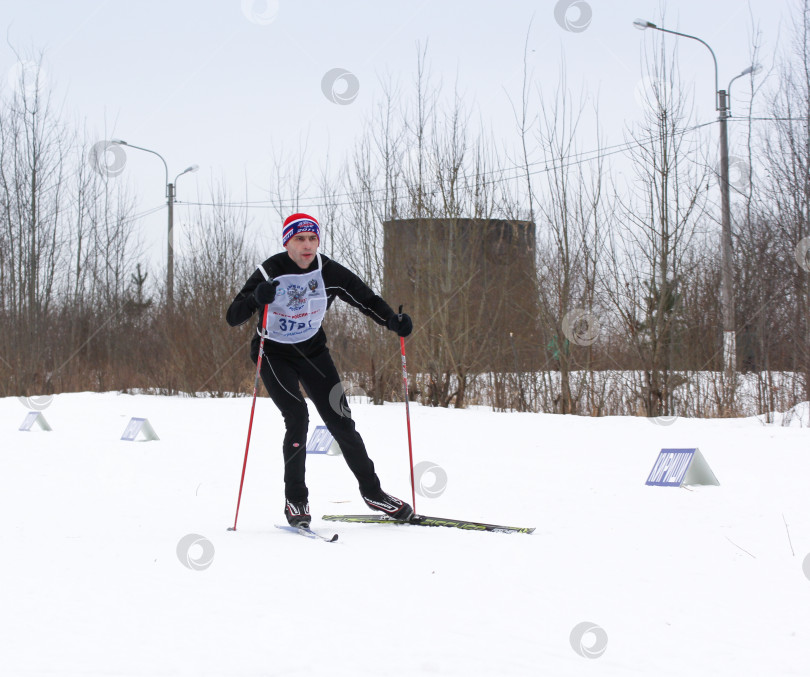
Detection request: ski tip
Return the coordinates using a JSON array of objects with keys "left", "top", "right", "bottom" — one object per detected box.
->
[{"left": 329, "top": 533, "right": 339, "bottom": 542}]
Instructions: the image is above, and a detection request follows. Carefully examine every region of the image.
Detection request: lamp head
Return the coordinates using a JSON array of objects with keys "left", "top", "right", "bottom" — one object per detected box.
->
[{"left": 633, "top": 19, "right": 656, "bottom": 30}]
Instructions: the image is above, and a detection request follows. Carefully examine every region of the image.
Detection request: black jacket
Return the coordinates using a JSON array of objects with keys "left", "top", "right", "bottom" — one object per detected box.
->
[{"left": 226, "top": 252, "right": 396, "bottom": 359}]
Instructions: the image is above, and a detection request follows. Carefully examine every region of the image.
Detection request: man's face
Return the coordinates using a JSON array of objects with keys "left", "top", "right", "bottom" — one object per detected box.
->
[{"left": 285, "top": 232, "right": 320, "bottom": 269}]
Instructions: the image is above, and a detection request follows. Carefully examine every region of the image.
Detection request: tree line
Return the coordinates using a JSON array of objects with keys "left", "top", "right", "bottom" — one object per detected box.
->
[{"left": 2, "top": 4, "right": 810, "bottom": 420}]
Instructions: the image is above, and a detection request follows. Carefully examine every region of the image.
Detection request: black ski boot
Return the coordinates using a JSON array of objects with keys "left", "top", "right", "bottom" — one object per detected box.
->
[
  {"left": 362, "top": 490, "right": 414, "bottom": 520},
  {"left": 285, "top": 499, "right": 311, "bottom": 528}
]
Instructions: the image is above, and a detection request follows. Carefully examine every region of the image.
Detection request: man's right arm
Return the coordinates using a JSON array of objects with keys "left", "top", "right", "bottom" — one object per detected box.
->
[{"left": 225, "top": 268, "right": 265, "bottom": 327}]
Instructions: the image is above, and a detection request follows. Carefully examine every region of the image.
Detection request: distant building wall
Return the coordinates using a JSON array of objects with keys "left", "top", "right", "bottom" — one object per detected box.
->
[{"left": 383, "top": 218, "right": 538, "bottom": 371}]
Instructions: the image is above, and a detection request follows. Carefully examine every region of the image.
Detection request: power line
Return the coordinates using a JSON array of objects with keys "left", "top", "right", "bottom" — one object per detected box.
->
[
  {"left": 170, "top": 115, "right": 800, "bottom": 213},
  {"left": 176, "top": 120, "right": 720, "bottom": 212},
  {"left": 120, "top": 204, "right": 166, "bottom": 225}
]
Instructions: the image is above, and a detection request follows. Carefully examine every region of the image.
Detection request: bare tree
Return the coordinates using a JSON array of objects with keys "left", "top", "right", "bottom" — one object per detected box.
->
[
  {"left": 528, "top": 63, "right": 606, "bottom": 414},
  {"left": 760, "top": 0, "right": 810, "bottom": 403},
  {"left": 607, "top": 37, "right": 711, "bottom": 416},
  {"left": 0, "top": 51, "right": 69, "bottom": 394},
  {"left": 171, "top": 181, "right": 254, "bottom": 395},
  {"left": 329, "top": 80, "right": 405, "bottom": 404}
]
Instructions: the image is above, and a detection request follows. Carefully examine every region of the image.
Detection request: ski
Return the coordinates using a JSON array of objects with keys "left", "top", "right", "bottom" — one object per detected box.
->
[
  {"left": 274, "top": 524, "right": 339, "bottom": 542},
  {"left": 321, "top": 514, "right": 534, "bottom": 535}
]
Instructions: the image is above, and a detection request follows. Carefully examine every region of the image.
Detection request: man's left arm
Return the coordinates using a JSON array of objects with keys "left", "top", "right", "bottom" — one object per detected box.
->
[
  {"left": 326, "top": 261, "right": 394, "bottom": 326},
  {"left": 326, "top": 260, "right": 413, "bottom": 337}
]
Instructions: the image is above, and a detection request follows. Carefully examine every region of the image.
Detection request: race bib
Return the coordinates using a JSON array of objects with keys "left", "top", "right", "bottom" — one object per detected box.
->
[{"left": 259, "top": 254, "right": 328, "bottom": 343}]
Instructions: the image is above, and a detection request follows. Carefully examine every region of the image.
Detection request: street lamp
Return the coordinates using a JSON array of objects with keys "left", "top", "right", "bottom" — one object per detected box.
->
[
  {"left": 110, "top": 139, "right": 198, "bottom": 312},
  {"left": 633, "top": 20, "right": 756, "bottom": 375},
  {"left": 727, "top": 65, "right": 759, "bottom": 112}
]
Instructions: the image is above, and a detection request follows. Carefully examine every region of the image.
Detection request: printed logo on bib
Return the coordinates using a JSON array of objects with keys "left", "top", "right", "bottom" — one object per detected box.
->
[
  {"left": 286, "top": 284, "right": 308, "bottom": 311},
  {"left": 308, "top": 279, "right": 318, "bottom": 292}
]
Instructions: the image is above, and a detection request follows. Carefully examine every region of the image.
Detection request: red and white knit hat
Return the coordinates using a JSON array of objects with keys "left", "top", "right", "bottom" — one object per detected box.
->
[{"left": 282, "top": 213, "right": 320, "bottom": 246}]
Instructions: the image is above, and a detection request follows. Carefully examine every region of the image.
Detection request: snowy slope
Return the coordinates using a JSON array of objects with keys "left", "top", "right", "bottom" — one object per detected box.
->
[{"left": 1, "top": 392, "right": 809, "bottom": 676}]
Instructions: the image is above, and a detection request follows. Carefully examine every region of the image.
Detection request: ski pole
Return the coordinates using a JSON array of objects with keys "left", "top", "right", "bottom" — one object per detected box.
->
[
  {"left": 398, "top": 305, "right": 417, "bottom": 513},
  {"left": 228, "top": 304, "right": 269, "bottom": 532}
]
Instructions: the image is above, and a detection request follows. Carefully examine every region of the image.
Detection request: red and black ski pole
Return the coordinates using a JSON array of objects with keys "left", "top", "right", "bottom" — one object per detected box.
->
[
  {"left": 398, "top": 305, "right": 417, "bottom": 513},
  {"left": 228, "top": 304, "right": 269, "bottom": 532}
]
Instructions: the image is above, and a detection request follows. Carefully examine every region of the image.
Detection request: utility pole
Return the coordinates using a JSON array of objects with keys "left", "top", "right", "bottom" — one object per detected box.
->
[{"left": 633, "top": 20, "right": 756, "bottom": 375}]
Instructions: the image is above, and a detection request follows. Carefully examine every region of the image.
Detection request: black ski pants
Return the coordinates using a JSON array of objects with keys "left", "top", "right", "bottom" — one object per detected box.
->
[{"left": 258, "top": 346, "right": 381, "bottom": 502}]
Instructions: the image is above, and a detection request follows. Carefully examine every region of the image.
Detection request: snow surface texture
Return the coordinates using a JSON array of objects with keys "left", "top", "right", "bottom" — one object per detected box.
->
[{"left": 1, "top": 392, "right": 809, "bottom": 676}]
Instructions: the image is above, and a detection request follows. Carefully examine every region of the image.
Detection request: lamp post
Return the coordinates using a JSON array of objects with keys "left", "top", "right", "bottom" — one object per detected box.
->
[
  {"left": 111, "top": 139, "right": 198, "bottom": 312},
  {"left": 633, "top": 20, "right": 755, "bottom": 375}
]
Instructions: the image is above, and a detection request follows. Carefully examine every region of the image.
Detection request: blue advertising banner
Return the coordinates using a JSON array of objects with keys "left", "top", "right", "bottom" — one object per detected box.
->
[
  {"left": 307, "top": 425, "right": 341, "bottom": 455},
  {"left": 645, "top": 448, "right": 719, "bottom": 487}
]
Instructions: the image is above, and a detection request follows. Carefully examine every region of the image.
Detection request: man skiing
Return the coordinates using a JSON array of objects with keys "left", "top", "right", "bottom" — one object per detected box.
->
[{"left": 226, "top": 213, "right": 414, "bottom": 529}]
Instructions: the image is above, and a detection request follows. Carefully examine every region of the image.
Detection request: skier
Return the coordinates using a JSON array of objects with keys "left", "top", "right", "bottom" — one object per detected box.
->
[{"left": 226, "top": 213, "right": 414, "bottom": 529}]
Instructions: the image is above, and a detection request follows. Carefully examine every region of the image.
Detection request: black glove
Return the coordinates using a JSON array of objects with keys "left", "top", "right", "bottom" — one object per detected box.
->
[
  {"left": 254, "top": 279, "right": 280, "bottom": 306},
  {"left": 387, "top": 313, "right": 413, "bottom": 337}
]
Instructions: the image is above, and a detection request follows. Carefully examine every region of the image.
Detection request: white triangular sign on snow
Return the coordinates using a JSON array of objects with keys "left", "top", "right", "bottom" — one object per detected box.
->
[
  {"left": 120, "top": 417, "right": 160, "bottom": 442},
  {"left": 19, "top": 411, "right": 52, "bottom": 432},
  {"left": 681, "top": 448, "right": 720, "bottom": 486}
]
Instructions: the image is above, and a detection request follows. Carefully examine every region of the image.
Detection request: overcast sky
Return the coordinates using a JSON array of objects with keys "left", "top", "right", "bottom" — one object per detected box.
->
[{"left": 1, "top": 0, "right": 797, "bottom": 266}]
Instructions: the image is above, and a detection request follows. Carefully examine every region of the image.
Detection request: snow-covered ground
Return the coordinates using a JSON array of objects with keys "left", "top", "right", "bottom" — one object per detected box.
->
[{"left": 1, "top": 392, "right": 808, "bottom": 676}]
